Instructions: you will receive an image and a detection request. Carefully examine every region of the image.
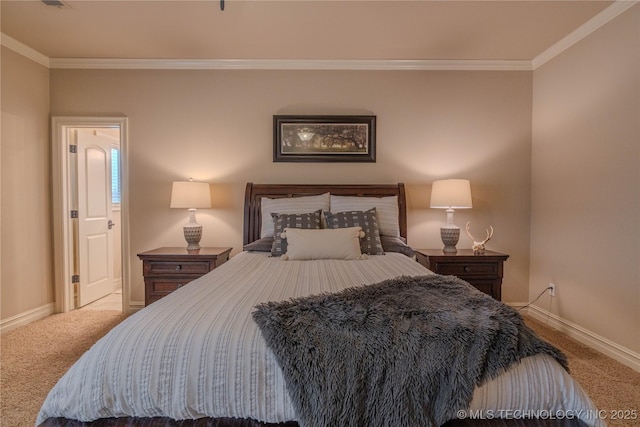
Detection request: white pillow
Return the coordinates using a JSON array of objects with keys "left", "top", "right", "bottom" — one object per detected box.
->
[
  {"left": 260, "top": 193, "right": 330, "bottom": 238},
  {"left": 281, "top": 227, "right": 365, "bottom": 260},
  {"left": 330, "top": 195, "right": 400, "bottom": 237}
]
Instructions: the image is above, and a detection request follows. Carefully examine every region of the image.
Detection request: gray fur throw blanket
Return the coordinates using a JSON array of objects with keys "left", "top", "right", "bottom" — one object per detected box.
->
[{"left": 252, "top": 274, "right": 568, "bottom": 427}]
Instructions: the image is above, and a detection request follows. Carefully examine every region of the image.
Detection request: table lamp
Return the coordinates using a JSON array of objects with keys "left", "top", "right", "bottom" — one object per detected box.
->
[
  {"left": 430, "top": 179, "right": 472, "bottom": 253},
  {"left": 170, "top": 180, "right": 212, "bottom": 251}
]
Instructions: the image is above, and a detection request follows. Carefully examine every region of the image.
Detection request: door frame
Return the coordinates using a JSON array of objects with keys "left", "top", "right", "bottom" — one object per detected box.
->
[{"left": 51, "top": 116, "right": 130, "bottom": 313}]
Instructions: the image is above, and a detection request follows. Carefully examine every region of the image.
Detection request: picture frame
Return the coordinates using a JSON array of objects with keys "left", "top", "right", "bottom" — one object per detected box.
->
[{"left": 273, "top": 115, "right": 376, "bottom": 163}]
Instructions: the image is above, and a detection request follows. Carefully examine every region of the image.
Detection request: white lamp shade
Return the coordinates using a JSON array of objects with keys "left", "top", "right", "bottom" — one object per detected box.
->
[
  {"left": 430, "top": 179, "right": 472, "bottom": 209},
  {"left": 170, "top": 181, "right": 212, "bottom": 209}
]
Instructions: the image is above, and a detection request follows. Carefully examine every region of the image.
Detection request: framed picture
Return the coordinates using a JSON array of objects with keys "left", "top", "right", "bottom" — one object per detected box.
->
[{"left": 273, "top": 115, "right": 376, "bottom": 163}]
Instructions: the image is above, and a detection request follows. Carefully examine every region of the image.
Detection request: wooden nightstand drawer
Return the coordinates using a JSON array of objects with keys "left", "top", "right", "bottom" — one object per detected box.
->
[
  {"left": 464, "top": 279, "right": 497, "bottom": 296},
  {"left": 149, "top": 278, "right": 191, "bottom": 293},
  {"left": 433, "top": 262, "right": 498, "bottom": 277},
  {"left": 414, "top": 249, "right": 509, "bottom": 300},
  {"left": 138, "top": 247, "right": 232, "bottom": 306},
  {"left": 145, "top": 260, "right": 211, "bottom": 276}
]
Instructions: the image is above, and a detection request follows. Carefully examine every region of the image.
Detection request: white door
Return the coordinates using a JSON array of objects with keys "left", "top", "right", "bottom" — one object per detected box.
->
[{"left": 76, "top": 129, "right": 115, "bottom": 306}]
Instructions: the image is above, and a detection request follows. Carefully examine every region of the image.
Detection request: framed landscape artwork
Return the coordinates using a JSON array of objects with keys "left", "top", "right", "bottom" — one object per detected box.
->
[{"left": 273, "top": 115, "right": 376, "bottom": 163}]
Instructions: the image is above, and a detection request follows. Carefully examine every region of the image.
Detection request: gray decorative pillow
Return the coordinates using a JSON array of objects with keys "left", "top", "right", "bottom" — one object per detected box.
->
[
  {"left": 271, "top": 210, "right": 322, "bottom": 256},
  {"left": 324, "top": 208, "right": 384, "bottom": 255},
  {"left": 380, "top": 235, "right": 415, "bottom": 257},
  {"left": 243, "top": 237, "right": 274, "bottom": 252}
]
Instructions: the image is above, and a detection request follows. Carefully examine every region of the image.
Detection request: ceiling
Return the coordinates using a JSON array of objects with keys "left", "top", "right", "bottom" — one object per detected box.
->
[{"left": 0, "top": 0, "right": 618, "bottom": 63}]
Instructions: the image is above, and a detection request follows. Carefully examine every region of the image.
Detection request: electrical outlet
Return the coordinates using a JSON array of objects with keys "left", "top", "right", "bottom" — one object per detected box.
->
[{"left": 548, "top": 283, "right": 556, "bottom": 297}]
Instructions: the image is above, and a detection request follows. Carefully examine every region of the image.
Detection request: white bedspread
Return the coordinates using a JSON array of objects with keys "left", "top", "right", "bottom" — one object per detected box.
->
[{"left": 37, "top": 252, "right": 603, "bottom": 426}]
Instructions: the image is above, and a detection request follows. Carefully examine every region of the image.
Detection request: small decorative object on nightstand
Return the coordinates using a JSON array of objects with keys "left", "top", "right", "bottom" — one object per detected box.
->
[
  {"left": 137, "top": 247, "right": 231, "bottom": 306},
  {"left": 415, "top": 249, "right": 509, "bottom": 300},
  {"left": 430, "top": 179, "right": 472, "bottom": 253},
  {"left": 465, "top": 221, "right": 494, "bottom": 255}
]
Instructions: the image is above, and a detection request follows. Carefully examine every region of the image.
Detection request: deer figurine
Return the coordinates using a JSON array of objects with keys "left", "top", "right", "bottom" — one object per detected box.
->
[{"left": 465, "top": 222, "right": 494, "bottom": 255}]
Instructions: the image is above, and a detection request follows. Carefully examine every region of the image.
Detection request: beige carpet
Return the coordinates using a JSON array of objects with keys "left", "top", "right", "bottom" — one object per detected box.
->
[
  {"left": 1, "top": 310, "right": 128, "bottom": 427},
  {"left": 1, "top": 311, "right": 639, "bottom": 427},
  {"left": 524, "top": 316, "right": 640, "bottom": 426}
]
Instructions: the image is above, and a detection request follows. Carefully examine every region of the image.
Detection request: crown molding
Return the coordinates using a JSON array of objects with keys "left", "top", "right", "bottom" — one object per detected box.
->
[
  {"left": 532, "top": 0, "right": 639, "bottom": 69},
  {"left": 3, "top": 1, "right": 637, "bottom": 72},
  {"left": 0, "top": 33, "right": 50, "bottom": 68},
  {"left": 48, "top": 58, "right": 532, "bottom": 71}
]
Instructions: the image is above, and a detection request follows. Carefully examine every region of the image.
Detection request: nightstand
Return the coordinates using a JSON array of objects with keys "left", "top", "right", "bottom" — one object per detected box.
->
[
  {"left": 137, "top": 247, "right": 232, "bottom": 306},
  {"left": 414, "top": 249, "right": 509, "bottom": 300}
]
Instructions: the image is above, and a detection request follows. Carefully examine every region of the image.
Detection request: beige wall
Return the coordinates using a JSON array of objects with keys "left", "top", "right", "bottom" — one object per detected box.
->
[
  {"left": 2, "top": 5, "right": 637, "bottom": 363},
  {"left": 1, "top": 46, "right": 53, "bottom": 318},
  {"left": 531, "top": 6, "right": 639, "bottom": 353},
  {"left": 49, "top": 69, "right": 533, "bottom": 304}
]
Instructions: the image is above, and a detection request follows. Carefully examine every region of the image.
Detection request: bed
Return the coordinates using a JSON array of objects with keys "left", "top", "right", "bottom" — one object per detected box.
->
[{"left": 38, "top": 183, "right": 603, "bottom": 427}]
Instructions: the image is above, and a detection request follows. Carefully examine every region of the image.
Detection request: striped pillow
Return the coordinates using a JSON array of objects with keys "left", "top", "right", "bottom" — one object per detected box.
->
[
  {"left": 329, "top": 195, "right": 400, "bottom": 237},
  {"left": 324, "top": 208, "right": 384, "bottom": 255},
  {"left": 380, "top": 235, "right": 414, "bottom": 257},
  {"left": 271, "top": 210, "right": 322, "bottom": 256},
  {"left": 260, "top": 193, "right": 330, "bottom": 239},
  {"left": 243, "top": 237, "right": 274, "bottom": 252}
]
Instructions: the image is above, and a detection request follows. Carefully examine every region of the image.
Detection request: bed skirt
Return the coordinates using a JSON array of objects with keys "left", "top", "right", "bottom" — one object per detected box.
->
[{"left": 39, "top": 417, "right": 587, "bottom": 427}]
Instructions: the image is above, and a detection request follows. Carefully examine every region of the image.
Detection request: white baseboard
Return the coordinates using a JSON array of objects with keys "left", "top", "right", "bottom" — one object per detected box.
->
[
  {"left": 505, "top": 301, "right": 529, "bottom": 310},
  {"left": 526, "top": 305, "right": 640, "bottom": 373},
  {"left": 127, "top": 300, "right": 145, "bottom": 314},
  {"left": 1, "top": 300, "right": 143, "bottom": 332},
  {"left": 0, "top": 303, "right": 55, "bottom": 334}
]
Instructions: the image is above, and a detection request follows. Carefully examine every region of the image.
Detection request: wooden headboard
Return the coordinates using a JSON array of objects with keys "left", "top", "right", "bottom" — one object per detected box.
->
[{"left": 243, "top": 183, "right": 407, "bottom": 245}]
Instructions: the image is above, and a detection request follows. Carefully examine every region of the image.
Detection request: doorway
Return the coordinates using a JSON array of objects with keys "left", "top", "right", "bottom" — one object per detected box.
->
[{"left": 51, "top": 117, "right": 130, "bottom": 314}]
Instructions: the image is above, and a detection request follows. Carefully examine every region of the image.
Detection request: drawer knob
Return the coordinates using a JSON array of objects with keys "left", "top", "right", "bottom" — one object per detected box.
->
[
  {"left": 175, "top": 265, "right": 182, "bottom": 271},
  {"left": 176, "top": 283, "right": 184, "bottom": 288},
  {"left": 464, "top": 266, "right": 471, "bottom": 273}
]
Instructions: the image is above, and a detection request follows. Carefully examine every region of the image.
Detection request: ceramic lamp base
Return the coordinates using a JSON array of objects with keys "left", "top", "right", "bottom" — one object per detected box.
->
[
  {"left": 183, "top": 224, "right": 202, "bottom": 251},
  {"left": 440, "top": 227, "right": 460, "bottom": 253}
]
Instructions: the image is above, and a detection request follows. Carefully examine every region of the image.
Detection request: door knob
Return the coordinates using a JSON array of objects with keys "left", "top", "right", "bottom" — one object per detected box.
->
[{"left": 108, "top": 220, "right": 115, "bottom": 229}]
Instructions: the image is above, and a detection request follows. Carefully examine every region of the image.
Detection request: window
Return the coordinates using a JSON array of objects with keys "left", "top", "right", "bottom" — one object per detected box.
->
[{"left": 111, "top": 147, "right": 121, "bottom": 205}]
